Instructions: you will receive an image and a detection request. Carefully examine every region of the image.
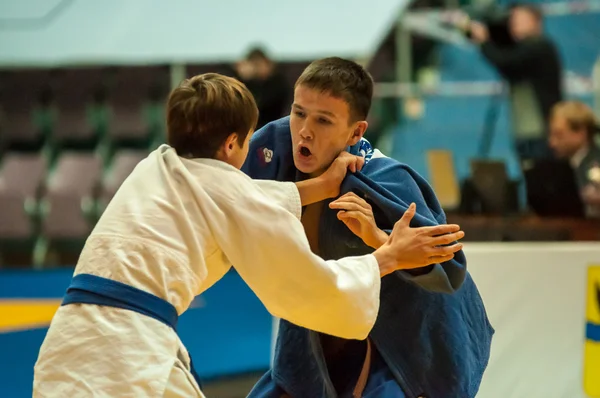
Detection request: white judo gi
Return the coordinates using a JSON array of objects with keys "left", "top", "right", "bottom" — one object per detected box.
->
[{"left": 33, "top": 145, "right": 381, "bottom": 397}]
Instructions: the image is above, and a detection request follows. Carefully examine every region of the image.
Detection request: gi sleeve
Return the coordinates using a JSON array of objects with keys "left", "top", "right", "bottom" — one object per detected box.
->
[
  {"left": 252, "top": 180, "right": 302, "bottom": 220},
  {"left": 212, "top": 185, "right": 381, "bottom": 340}
]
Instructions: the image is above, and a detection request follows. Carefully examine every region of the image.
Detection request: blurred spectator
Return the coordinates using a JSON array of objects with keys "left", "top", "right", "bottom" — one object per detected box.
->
[
  {"left": 235, "top": 47, "right": 290, "bottom": 129},
  {"left": 549, "top": 101, "right": 600, "bottom": 217},
  {"left": 469, "top": 3, "right": 563, "bottom": 165}
]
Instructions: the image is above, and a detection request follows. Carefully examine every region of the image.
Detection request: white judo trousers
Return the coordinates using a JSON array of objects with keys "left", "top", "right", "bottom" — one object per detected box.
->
[{"left": 33, "top": 145, "right": 381, "bottom": 397}]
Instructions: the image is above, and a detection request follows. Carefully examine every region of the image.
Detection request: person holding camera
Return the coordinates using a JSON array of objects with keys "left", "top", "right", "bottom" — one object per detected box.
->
[{"left": 469, "top": 3, "right": 563, "bottom": 165}]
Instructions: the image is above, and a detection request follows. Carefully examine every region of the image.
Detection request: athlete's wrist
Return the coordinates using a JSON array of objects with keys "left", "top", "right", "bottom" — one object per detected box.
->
[
  {"left": 295, "top": 175, "right": 338, "bottom": 206},
  {"left": 373, "top": 244, "right": 397, "bottom": 278},
  {"left": 366, "top": 228, "right": 389, "bottom": 250},
  {"left": 318, "top": 174, "right": 339, "bottom": 199}
]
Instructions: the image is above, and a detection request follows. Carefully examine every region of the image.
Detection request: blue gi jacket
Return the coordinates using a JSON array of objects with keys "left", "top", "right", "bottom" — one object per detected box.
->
[{"left": 242, "top": 117, "right": 494, "bottom": 398}]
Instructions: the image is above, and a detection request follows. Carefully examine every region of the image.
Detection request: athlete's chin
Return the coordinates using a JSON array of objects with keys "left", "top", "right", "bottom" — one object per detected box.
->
[
  {"left": 293, "top": 155, "right": 318, "bottom": 175},
  {"left": 294, "top": 162, "right": 318, "bottom": 175}
]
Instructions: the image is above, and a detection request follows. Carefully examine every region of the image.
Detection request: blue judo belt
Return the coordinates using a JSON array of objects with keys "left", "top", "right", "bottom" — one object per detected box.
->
[{"left": 61, "top": 273, "right": 203, "bottom": 389}]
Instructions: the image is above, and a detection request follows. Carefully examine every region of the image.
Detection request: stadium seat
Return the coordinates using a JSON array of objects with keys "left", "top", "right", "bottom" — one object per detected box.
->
[
  {"left": 51, "top": 68, "right": 105, "bottom": 151},
  {"left": 40, "top": 152, "right": 102, "bottom": 265},
  {"left": 105, "top": 66, "right": 169, "bottom": 149},
  {"left": 0, "top": 69, "right": 52, "bottom": 154},
  {"left": 0, "top": 153, "right": 47, "bottom": 267},
  {"left": 0, "top": 111, "right": 44, "bottom": 152},
  {"left": 108, "top": 102, "right": 151, "bottom": 147},
  {"left": 99, "top": 150, "right": 147, "bottom": 206}
]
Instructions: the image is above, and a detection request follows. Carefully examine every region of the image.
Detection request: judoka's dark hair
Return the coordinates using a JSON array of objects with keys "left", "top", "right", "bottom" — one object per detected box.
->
[
  {"left": 295, "top": 57, "right": 373, "bottom": 122},
  {"left": 551, "top": 101, "right": 599, "bottom": 143},
  {"left": 166, "top": 73, "right": 259, "bottom": 158}
]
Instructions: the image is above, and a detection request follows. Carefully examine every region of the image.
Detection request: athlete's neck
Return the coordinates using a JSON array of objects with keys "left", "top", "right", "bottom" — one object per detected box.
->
[{"left": 308, "top": 168, "right": 326, "bottom": 179}]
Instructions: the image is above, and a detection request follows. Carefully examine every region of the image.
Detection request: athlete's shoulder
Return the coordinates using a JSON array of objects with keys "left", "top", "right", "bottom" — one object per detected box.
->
[
  {"left": 359, "top": 147, "right": 426, "bottom": 184},
  {"left": 358, "top": 148, "right": 444, "bottom": 219},
  {"left": 243, "top": 117, "right": 294, "bottom": 178},
  {"left": 250, "top": 116, "right": 291, "bottom": 149}
]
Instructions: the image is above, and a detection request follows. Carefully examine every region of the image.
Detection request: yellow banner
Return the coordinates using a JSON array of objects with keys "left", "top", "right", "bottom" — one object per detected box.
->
[
  {"left": 584, "top": 265, "right": 600, "bottom": 397},
  {"left": 0, "top": 299, "right": 61, "bottom": 334}
]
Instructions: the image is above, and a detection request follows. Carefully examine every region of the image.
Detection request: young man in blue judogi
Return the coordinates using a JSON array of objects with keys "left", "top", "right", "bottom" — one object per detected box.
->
[{"left": 243, "top": 58, "right": 494, "bottom": 398}]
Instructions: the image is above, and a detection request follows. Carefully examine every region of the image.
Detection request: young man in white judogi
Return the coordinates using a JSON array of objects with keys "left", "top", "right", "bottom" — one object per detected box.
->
[{"left": 33, "top": 74, "right": 464, "bottom": 397}]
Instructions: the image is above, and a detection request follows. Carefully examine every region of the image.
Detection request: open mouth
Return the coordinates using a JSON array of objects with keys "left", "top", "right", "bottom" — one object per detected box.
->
[{"left": 299, "top": 146, "right": 312, "bottom": 157}]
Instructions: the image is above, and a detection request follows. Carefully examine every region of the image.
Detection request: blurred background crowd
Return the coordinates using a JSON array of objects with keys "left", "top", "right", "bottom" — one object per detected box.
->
[{"left": 0, "top": 0, "right": 599, "bottom": 397}]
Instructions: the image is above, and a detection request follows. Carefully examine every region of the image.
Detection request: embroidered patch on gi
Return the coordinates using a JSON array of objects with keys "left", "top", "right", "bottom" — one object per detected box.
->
[{"left": 263, "top": 148, "right": 273, "bottom": 163}]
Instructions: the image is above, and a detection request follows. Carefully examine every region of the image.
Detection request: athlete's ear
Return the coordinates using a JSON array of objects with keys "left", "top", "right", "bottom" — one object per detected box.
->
[
  {"left": 215, "top": 132, "right": 239, "bottom": 161},
  {"left": 347, "top": 121, "right": 368, "bottom": 146}
]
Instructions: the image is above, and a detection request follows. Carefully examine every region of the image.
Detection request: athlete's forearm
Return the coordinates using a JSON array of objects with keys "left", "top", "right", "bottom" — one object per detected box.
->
[
  {"left": 369, "top": 228, "right": 389, "bottom": 250},
  {"left": 296, "top": 176, "right": 336, "bottom": 206}
]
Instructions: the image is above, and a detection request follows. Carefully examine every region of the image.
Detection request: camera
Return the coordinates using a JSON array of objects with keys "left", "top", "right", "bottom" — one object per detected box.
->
[
  {"left": 445, "top": 3, "right": 516, "bottom": 48},
  {"left": 474, "top": 4, "right": 515, "bottom": 47}
]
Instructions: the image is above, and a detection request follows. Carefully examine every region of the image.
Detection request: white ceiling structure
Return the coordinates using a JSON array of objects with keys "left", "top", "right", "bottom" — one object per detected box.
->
[{"left": 0, "top": 0, "right": 409, "bottom": 66}]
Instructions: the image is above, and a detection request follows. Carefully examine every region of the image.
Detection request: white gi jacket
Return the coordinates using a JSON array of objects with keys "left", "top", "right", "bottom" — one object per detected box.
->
[{"left": 33, "top": 145, "right": 380, "bottom": 397}]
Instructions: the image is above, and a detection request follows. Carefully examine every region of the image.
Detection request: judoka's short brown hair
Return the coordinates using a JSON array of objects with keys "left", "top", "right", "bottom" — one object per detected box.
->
[
  {"left": 166, "top": 73, "right": 259, "bottom": 158},
  {"left": 295, "top": 57, "right": 373, "bottom": 123}
]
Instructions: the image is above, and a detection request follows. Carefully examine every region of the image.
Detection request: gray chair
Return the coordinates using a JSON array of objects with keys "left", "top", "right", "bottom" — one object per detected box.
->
[
  {"left": 42, "top": 152, "right": 102, "bottom": 240},
  {"left": 107, "top": 103, "right": 150, "bottom": 147},
  {"left": 0, "top": 153, "right": 47, "bottom": 267},
  {"left": 0, "top": 69, "right": 52, "bottom": 152},
  {"left": 0, "top": 106, "right": 45, "bottom": 152},
  {"left": 106, "top": 66, "right": 168, "bottom": 149},
  {"left": 100, "top": 150, "right": 146, "bottom": 206},
  {"left": 52, "top": 68, "right": 105, "bottom": 150}
]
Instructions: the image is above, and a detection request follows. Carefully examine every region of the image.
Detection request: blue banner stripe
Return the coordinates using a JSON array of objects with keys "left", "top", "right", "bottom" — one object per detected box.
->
[
  {"left": 587, "top": 322, "right": 600, "bottom": 342},
  {"left": 0, "top": 269, "right": 73, "bottom": 298}
]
